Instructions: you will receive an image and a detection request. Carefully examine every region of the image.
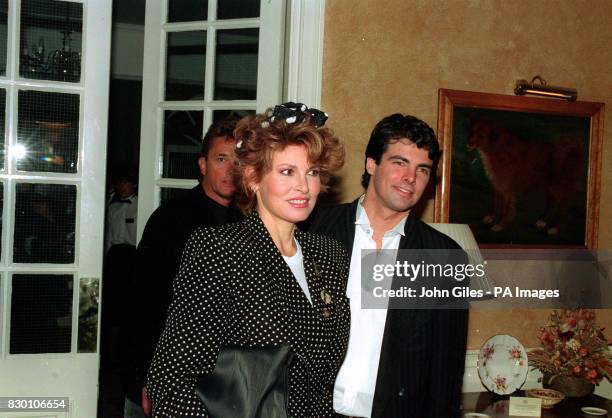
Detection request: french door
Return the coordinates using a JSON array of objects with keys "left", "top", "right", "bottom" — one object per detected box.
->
[
  {"left": 0, "top": 1, "right": 111, "bottom": 417},
  {"left": 137, "top": 0, "right": 285, "bottom": 231}
]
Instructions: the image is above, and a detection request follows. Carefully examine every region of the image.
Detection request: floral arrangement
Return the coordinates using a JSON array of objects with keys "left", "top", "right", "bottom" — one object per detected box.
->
[{"left": 528, "top": 309, "right": 612, "bottom": 384}]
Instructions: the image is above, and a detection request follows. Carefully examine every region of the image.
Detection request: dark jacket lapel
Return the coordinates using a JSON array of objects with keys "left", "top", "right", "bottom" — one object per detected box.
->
[
  {"left": 338, "top": 200, "right": 358, "bottom": 252},
  {"left": 398, "top": 210, "right": 420, "bottom": 249},
  {"left": 295, "top": 230, "right": 338, "bottom": 324},
  {"left": 243, "top": 212, "right": 308, "bottom": 322},
  {"left": 296, "top": 232, "right": 324, "bottom": 311},
  {"left": 244, "top": 212, "right": 323, "bottom": 328},
  {"left": 305, "top": 200, "right": 358, "bottom": 254}
]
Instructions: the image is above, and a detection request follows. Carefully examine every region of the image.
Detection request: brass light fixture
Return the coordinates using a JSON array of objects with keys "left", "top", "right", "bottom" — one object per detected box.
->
[{"left": 514, "top": 75, "right": 577, "bottom": 101}]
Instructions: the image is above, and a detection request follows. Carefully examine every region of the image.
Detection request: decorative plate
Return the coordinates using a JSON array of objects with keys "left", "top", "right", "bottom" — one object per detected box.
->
[
  {"left": 581, "top": 406, "right": 607, "bottom": 416},
  {"left": 477, "top": 334, "right": 528, "bottom": 395}
]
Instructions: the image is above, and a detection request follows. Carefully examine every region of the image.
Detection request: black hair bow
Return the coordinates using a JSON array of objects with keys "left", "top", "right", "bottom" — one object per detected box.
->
[{"left": 269, "top": 102, "right": 328, "bottom": 127}]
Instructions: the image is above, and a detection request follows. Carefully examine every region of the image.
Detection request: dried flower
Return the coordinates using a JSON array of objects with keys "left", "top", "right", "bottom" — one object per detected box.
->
[
  {"left": 528, "top": 309, "right": 612, "bottom": 385},
  {"left": 567, "top": 338, "right": 580, "bottom": 351}
]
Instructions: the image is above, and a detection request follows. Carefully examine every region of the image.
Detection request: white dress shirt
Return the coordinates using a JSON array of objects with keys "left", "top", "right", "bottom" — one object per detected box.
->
[
  {"left": 105, "top": 194, "right": 138, "bottom": 252},
  {"left": 333, "top": 196, "right": 406, "bottom": 418}
]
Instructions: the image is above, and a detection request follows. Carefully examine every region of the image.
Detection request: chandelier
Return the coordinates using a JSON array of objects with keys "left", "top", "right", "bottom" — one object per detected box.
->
[{"left": 20, "top": 30, "right": 81, "bottom": 82}]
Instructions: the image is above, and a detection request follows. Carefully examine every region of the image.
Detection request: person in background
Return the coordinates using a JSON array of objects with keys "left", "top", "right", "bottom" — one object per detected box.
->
[
  {"left": 122, "top": 118, "right": 243, "bottom": 418},
  {"left": 102, "top": 166, "right": 139, "bottom": 368},
  {"left": 307, "top": 114, "right": 469, "bottom": 418},
  {"left": 106, "top": 167, "right": 138, "bottom": 253},
  {"left": 146, "top": 103, "right": 350, "bottom": 417}
]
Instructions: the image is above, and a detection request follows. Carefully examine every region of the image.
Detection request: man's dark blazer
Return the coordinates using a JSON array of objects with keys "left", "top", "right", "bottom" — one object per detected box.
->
[{"left": 306, "top": 199, "right": 469, "bottom": 418}]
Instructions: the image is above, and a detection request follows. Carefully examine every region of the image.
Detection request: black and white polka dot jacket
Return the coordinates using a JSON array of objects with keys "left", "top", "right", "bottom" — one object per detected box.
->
[{"left": 147, "top": 210, "right": 351, "bottom": 417}]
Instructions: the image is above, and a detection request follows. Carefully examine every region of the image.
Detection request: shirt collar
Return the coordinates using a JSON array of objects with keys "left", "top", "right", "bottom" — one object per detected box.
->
[
  {"left": 355, "top": 194, "right": 407, "bottom": 237},
  {"left": 111, "top": 193, "right": 136, "bottom": 204}
]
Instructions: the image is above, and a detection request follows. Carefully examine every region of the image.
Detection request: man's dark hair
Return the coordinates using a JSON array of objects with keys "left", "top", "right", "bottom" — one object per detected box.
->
[
  {"left": 200, "top": 117, "right": 240, "bottom": 158},
  {"left": 110, "top": 164, "right": 138, "bottom": 186},
  {"left": 361, "top": 113, "right": 441, "bottom": 188}
]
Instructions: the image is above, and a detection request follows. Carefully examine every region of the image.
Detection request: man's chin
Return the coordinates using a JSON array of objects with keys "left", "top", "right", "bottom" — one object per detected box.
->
[
  {"left": 389, "top": 198, "right": 418, "bottom": 214},
  {"left": 217, "top": 189, "right": 235, "bottom": 200}
]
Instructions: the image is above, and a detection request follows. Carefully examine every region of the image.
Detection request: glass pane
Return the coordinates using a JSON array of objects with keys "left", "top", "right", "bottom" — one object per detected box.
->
[
  {"left": 212, "top": 108, "right": 254, "bottom": 124},
  {"left": 19, "top": 0, "right": 82, "bottom": 82},
  {"left": 78, "top": 277, "right": 99, "bottom": 353},
  {"left": 214, "top": 28, "right": 258, "bottom": 100},
  {"left": 0, "top": 89, "right": 5, "bottom": 169},
  {"left": 13, "top": 183, "right": 76, "bottom": 263},
  {"left": 10, "top": 274, "right": 73, "bottom": 354},
  {"left": 162, "top": 110, "right": 203, "bottom": 179},
  {"left": 160, "top": 187, "right": 191, "bottom": 204},
  {"left": 217, "top": 0, "right": 260, "bottom": 19},
  {"left": 16, "top": 90, "right": 79, "bottom": 173},
  {"left": 168, "top": 0, "right": 207, "bottom": 22},
  {"left": 0, "top": 0, "right": 7, "bottom": 76},
  {"left": 165, "top": 31, "right": 206, "bottom": 101}
]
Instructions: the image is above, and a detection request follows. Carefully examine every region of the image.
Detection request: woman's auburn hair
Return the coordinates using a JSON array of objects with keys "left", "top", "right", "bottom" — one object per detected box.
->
[{"left": 233, "top": 112, "right": 344, "bottom": 214}]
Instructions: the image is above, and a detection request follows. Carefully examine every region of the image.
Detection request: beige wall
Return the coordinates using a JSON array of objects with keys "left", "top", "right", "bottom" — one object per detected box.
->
[{"left": 321, "top": 0, "right": 612, "bottom": 349}]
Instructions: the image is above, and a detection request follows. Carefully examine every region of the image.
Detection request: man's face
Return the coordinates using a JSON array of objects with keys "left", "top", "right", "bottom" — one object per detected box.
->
[
  {"left": 366, "top": 138, "right": 433, "bottom": 214},
  {"left": 199, "top": 136, "right": 236, "bottom": 206},
  {"left": 115, "top": 179, "right": 136, "bottom": 199}
]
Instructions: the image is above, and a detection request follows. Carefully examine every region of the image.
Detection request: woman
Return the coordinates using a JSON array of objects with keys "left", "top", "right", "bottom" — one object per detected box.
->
[{"left": 147, "top": 103, "right": 350, "bottom": 417}]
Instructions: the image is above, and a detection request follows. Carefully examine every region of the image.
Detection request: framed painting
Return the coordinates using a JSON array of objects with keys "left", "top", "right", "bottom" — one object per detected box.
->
[{"left": 434, "top": 89, "right": 604, "bottom": 249}]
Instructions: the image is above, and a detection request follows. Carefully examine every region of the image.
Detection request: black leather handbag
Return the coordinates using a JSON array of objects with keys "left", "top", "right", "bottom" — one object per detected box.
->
[{"left": 195, "top": 345, "right": 296, "bottom": 418}]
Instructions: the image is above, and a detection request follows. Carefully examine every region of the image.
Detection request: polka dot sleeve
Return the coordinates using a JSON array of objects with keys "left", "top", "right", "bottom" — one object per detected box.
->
[{"left": 146, "top": 228, "right": 232, "bottom": 418}]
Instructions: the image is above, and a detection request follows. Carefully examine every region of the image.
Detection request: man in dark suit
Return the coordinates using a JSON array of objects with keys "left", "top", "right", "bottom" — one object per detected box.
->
[
  {"left": 307, "top": 114, "right": 468, "bottom": 418},
  {"left": 121, "top": 118, "right": 243, "bottom": 418}
]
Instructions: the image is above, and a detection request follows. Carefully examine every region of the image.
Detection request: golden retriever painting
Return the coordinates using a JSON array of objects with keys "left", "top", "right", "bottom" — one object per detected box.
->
[
  {"left": 465, "top": 118, "right": 583, "bottom": 237},
  {"left": 441, "top": 92, "right": 599, "bottom": 247}
]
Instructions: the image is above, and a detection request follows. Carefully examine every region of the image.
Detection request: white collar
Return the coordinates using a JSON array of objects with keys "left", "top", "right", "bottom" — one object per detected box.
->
[{"left": 354, "top": 194, "right": 406, "bottom": 237}]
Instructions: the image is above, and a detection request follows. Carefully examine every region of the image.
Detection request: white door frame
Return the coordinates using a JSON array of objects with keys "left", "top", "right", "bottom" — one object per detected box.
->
[
  {"left": 284, "top": 0, "right": 326, "bottom": 108},
  {"left": 0, "top": 1, "right": 112, "bottom": 417}
]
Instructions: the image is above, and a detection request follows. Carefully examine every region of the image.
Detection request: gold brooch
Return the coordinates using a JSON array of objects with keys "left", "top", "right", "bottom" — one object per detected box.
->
[
  {"left": 322, "top": 307, "right": 331, "bottom": 319},
  {"left": 313, "top": 262, "right": 321, "bottom": 276},
  {"left": 320, "top": 289, "right": 332, "bottom": 305}
]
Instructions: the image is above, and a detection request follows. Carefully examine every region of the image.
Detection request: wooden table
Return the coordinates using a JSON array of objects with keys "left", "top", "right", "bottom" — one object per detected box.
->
[{"left": 462, "top": 391, "right": 611, "bottom": 417}]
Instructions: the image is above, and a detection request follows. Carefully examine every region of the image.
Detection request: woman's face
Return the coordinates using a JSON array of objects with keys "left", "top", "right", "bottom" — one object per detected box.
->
[{"left": 255, "top": 144, "right": 321, "bottom": 227}]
